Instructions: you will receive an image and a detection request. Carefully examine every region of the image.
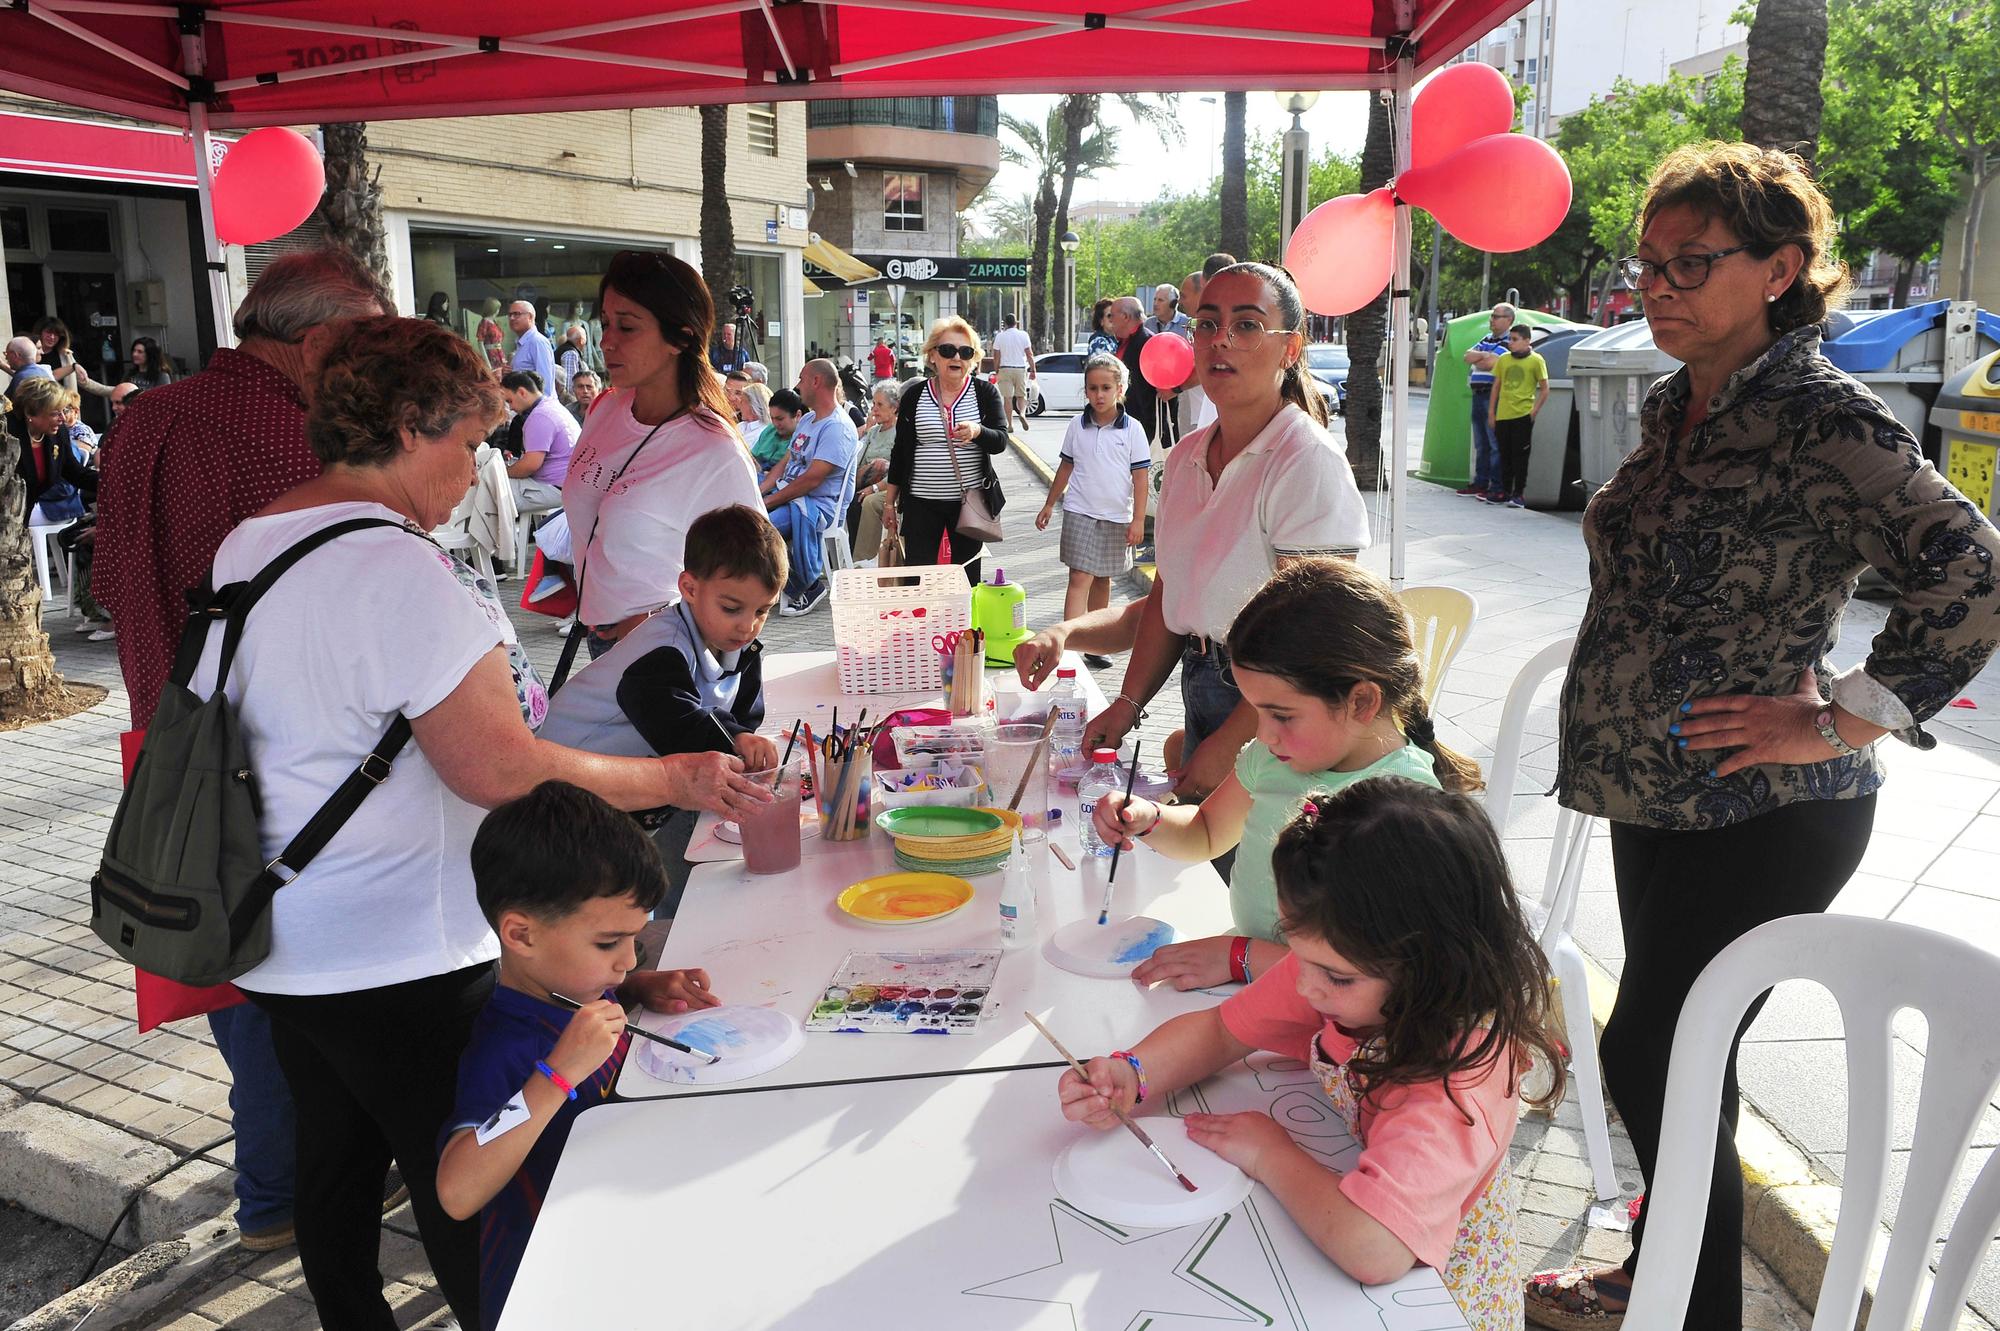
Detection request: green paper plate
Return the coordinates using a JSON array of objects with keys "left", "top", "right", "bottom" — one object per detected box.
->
[{"left": 873, "top": 806, "right": 1005, "bottom": 841}]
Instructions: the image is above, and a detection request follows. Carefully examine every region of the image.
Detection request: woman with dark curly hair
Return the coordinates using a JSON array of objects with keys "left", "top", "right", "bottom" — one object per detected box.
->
[
  {"left": 1527, "top": 143, "right": 2000, "bottom": 1331},
  {"left": 187, "top": 316, "right": 769, "bottom": 1329}
]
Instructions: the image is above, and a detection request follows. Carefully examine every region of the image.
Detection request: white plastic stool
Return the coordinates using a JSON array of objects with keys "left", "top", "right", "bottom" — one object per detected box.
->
[{"left": 28, "top": 518, "right": 77, "bottom": 613}]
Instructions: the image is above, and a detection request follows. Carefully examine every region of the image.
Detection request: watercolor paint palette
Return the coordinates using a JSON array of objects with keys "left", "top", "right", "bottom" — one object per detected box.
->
[{"left": 805, "top": 949, "right": 1003, "bottom": 1034}]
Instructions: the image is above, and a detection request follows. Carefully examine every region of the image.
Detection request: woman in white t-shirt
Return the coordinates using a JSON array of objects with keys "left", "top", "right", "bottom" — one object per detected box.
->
[
  {"left": 1085, "top": 263, "right": 1370, "bottom": 807},
  {"left": 194, "top": 317, "right": 772, "bottom": 1328},
  {"left": 561, "top": 251, "right": 762, "bottom": 663}
]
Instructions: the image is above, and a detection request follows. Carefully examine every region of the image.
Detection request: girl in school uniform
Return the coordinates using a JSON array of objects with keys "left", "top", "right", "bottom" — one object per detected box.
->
[
  {"left": 1035, "top": 352, "right": 1152, "bottom": 621},
  {"left": 1059, "top": 776, "right": 1565, "bottom": 1331}
]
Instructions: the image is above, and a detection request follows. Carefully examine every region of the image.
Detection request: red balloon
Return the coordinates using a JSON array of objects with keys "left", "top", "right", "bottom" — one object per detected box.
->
[
  {"left": 1283, "top": 188, "right": 1395, "bottom": 317},
  {"left": 1138, "top": 330, "right": 1193, "bottom": 390},
  {"left": 212, "top": 128, "right": 324, "bottom": 247},
  {"left": 1410, "top": 63, "right": 1517, "bottom": 170},
  {"left": 1397, "top": 134, "right": 1571, "bottom": 253}
]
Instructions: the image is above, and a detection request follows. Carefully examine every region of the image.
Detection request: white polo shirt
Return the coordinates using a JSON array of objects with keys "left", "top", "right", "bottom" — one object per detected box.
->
[
  {"left": 1154, "top": 404, "right": 1370, "bottom": 642},
  {"left": 1058, "top": 409, "right": 1152, "bottom": 523},
  {"left": 992, "top": 326, "right": 1033, "bottom": 369}
]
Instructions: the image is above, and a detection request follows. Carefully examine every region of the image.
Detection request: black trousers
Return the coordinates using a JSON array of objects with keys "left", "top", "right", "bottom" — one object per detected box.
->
[
  {"left": 249, "top": 962, "right": 496, "bottom": 1330},
  {"left": 1602, "top": 794, "right": 1874, "bottom": 1331},
  {"left": 896, "top": 493, "right": 984, "bottom": 585},
  {"left": 1495, "top": 414, "right": 1534, "bottom": 497}
]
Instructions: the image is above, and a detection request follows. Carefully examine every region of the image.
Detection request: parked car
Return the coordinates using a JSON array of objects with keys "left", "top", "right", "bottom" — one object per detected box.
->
[
  {"left": 988, "top": 351, "right": 1089, "bottom": 416},
  {"left": 1304, "top": 343, "right": 1350, "bottom": 414}
]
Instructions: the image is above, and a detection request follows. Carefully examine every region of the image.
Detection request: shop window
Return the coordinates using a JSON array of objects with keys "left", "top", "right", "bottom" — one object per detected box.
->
[
  {"left": 884, "top": 173, "right": 924, "bottom": 232},
  {"left": 0, "top": 204, "right": 29, "bottom": 251},
  {"left": 747, "top": 103, "right": 779, "bottom": 156},
  {"left": 47, "top": 207, "right": 114, "bottom": 254}
]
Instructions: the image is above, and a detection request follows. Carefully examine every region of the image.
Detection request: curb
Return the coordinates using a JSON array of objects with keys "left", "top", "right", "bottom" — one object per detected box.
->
[{"left": 0, "top": 1094, "right": 234, "bottom": 1249}]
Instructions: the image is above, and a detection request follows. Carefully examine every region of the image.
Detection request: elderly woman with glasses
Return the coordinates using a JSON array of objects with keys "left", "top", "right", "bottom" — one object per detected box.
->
[
  {"left": 883, "top": 316, "right": 1009, "bottom": 583},
  {"left": 1526, "top": 143, "right": 2000, "bottom": 1331}
]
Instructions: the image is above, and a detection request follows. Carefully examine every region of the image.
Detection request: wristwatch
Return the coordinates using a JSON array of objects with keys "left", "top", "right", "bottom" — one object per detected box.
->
[{"left": 1813, "top": 706, "right": 1861, "bottom": 757}]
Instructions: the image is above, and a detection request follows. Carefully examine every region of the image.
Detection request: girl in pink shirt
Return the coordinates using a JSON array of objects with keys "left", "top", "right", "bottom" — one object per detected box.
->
[{"left": 1058, "top": 778, "right": 1565, "bottom": 1331}]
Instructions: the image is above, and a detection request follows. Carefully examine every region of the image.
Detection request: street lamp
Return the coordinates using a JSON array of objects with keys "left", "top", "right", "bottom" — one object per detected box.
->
[
  {"left": 1274, "top": 91, "right": 1320, "bottom": 253},
  {"left": 1059, "top": 230, "right": 1080, "bottom": 353}
]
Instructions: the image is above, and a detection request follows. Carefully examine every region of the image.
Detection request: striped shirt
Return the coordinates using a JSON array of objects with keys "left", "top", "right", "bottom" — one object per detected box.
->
[{"left": 909, "top": 378, "right": 982, "bottom": 500}]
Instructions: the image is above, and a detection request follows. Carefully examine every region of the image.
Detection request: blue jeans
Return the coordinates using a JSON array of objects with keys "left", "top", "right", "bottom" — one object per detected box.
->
[
  {"left": 1180, "top": 643, "right": 1245, "bottom": 883},
  {"left": 769, "top": 498, "right": 833, "bottom": 597},
  {"left": 208, "top": 1002, "right": 297, "bottom": 1232},
  {"left": 1468, "top": 387, "right": 1500, "bottom": 492}
]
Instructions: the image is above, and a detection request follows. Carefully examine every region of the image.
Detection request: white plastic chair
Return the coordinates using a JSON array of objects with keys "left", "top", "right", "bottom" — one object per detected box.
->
[
  {"left": 1486, "top": 633, "right": 1619, "bottom": 1202},
  {"left": 512, "top": 501, "right": 560, "bottom": 577},
  {"left": 1624, "top": 915, "right": 2000, "bottom": 1331},
  {"left": 1398, "top": 584, "right": 1477, "bottom": 708},
  {"left": 430, "top": 517, "right": 495, "bottom": 584},
  {"left": 818, "top": 439, "right": 868, "bottom": 583},
  {"left": 28, "top": 517, "right": 77, "bottom": 613}
]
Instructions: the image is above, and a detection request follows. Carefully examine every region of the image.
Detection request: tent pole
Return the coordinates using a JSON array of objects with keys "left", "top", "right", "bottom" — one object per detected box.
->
[
  {"left": 1388, "top": 44, "right": 1414, "bottom": 591},
  {"left": 183, "top": 23, "right": 235, "bottom": 354}
]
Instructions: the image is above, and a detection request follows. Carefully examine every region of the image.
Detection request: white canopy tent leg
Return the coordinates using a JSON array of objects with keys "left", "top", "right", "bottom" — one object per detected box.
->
[
  {"left": 182, "top": 21, "right": 234, "bottom": 352},
  {"left": 1387, "top": 40, "right": 1415, "bottom": 590}
]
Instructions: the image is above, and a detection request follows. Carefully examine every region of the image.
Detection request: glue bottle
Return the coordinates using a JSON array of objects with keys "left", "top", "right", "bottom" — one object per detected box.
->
[{"left": 998, "top": 831, "right": 1037, "bottom": 949}]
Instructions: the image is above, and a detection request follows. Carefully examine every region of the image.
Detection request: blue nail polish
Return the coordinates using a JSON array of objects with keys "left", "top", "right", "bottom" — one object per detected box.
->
[
  {"left": 1669, "top": 723, "right": 1681, "bottom": 735},
  {"left": 1676, "top": 738, "right": 1687, "bottom": 748},
  {"left": 1708, "top": 769, "right": 1718, "bottom": 779},
  {"left": 1680, "top": 700, "right": 1693, "bottom": 713}
]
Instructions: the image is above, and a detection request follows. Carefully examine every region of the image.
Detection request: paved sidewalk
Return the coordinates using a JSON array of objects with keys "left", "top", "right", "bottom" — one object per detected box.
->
[{"left": 0, "top": 435, "right": 1938, "bottom": 1327}]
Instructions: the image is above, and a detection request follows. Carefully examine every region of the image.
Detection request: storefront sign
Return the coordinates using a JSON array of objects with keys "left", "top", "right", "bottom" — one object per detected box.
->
[{"left": 805, "top": 254, "right": 1027, "bottom": 286}]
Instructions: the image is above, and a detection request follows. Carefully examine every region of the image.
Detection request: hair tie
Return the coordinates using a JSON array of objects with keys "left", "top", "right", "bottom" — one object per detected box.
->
[
  {"left": 1404, "top": 716, "right": 1437, "bottom": 747},
  {"left": 1300, "top": 799, "right": 1319, "bottom": 820}
]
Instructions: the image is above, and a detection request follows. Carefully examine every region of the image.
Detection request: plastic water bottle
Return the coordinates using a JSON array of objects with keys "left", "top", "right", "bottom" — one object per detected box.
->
[
  {"left": 1077, "top": 748, "right": 1125, "bottom": 859},
  {"left": 998, "top": 833, "right": 1037, "bottom": 948},
  {"left": 1048, "top": 667, "right": 1086, "bottom": 773}
]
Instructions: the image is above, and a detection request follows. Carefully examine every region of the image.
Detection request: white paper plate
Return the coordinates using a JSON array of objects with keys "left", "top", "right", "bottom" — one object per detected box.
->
[
  {"left": 1052, "top": 1116, "right": 1251, "bottom": 1227},
  {"left": 1044, "top": 915, "right": 1177, "bottom": 979},
  {"left": 714, "top": 813, "right": 821, "bottom": 845},
  {"left": 631, "top": 1005, "right": 804, "bottom": 1085}
]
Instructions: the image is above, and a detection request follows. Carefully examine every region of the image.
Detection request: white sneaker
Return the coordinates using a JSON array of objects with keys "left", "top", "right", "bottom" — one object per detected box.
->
[
  {"left": 73, "top": 619, "right": 97, "bottom": 634},
  {"left": 88, "top": 626, "right": 117, "bottom": 641},
  {"left": 554, "top": 617, "right": 576, "bottom": 638}
]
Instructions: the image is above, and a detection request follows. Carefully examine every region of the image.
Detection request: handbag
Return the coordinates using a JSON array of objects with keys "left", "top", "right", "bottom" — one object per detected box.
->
[{"left": 944, "top": 435, "right": 1003, "bottom": 544}]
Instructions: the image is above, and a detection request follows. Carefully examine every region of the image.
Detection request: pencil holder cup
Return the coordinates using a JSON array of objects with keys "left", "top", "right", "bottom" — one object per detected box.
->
[{"left": 817, "top": 750, "right": 873, "bottom": 841}]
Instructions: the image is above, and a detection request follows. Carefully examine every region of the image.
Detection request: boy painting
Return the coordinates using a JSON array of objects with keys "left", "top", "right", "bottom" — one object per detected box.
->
[{"left": 1486, "top": 325, "right": 1548, "bottom": 509}]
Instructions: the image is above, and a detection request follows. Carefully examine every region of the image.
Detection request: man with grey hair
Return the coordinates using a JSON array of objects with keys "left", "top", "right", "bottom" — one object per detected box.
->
[
  {"left": 743, "top": 360, "right": 770, "bottom": 386},
  {"left": 1105, "top": 295, "right": 1160, "bottom": 442},
  {"left": 93, "top": 246, "right": 394, "bottom": 1257},
  {"left": 765, "top": 357, "right": 859, "bottom": 614},
  {"left": 5, "top": 334, "right": 53, "bottom": 399},
  {"left": 506, "top": 299, "right": 557, "bottom": 397},
  {"left": 1459, "top": 300, "right": 1516, "bottom": 500}
]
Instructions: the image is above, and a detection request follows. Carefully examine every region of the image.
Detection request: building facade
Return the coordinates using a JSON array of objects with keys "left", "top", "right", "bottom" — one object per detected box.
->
[{"left": 801, "top": 97, "right": 1012, "bottom": 371}]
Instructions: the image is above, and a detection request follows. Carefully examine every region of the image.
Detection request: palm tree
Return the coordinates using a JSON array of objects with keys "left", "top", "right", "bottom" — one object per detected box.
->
[
  {"left": 979, "top": 191, "right": 1038, "bottom": 250},
  {"left": 1218, "top": 92, "right": 1249, "bottom": 258},
  {"left": 0, "top": 425, "right": 64, "bottom": 722},
  {"left": 1341, "top": 96, "right": 1395, "bottom": 486},
  {"left": 315, "top": 123, "right": 388, "bottom": 284},
  {"left": 699, "top": 105, "right": 736, "bottom": 318},
  {"left": 1051, "top": 93, "right": 1181, "bottom": 315},
  {"left": 1740, "top": 0, "right": 1828, "bottom": 165},
  {"left": 1002, "top": 105, "right": 1117, "bottom": 347}
]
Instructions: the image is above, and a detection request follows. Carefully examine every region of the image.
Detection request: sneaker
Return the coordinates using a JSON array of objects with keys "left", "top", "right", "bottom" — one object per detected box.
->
[
  {"left": 1454, "top": 484, "right": 1481, "bottom": 496},
  {"left": 1506, "top": 495, "right": 1525, "bottom": 508},
  {"left": 73, "top": 619, "right": 98, "bottom": 634},
  {"left": 527, "top": 573, "right": 567, "bottom": 603},
  {"left": 1082, "top": 654, "right": 1115, "bottom": 670},
  {"left": 88, "top": 626, "right": 117, "bottom": 641},
  {"left": 780, "top": 578, "right": 829, "bottom": 617},
  {"left": 554, "top": 616, "right": 576, "bottom": 638}
]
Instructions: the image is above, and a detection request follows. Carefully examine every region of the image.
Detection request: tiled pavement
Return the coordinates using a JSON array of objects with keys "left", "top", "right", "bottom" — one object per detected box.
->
[{"left": 0, "top": 427, "right": 1958, "bottom": 1326}]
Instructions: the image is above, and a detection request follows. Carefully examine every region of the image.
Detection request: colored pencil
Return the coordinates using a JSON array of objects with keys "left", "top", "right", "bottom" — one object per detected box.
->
[
  {"left": 1022, "top": 1011, "right": 1197, "bottom": 1194},
  {"left": 1100, "top": 741, "right": 1143, "bottom": 923},
  {"left": 549, "top": 993, "right": 721, "bottom": 1064}
]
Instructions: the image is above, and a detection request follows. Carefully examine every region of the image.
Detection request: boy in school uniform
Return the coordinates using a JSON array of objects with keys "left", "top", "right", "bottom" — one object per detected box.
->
[
  {"left": 437, "top": 781, "right": 721, "bottom": 1331},
  {"left": 1486, "top": 324, "right": 1548, "bottom": 509}
]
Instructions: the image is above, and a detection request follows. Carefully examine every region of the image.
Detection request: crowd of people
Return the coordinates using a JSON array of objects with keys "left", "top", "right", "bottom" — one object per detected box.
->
[{"left": 5, "top": 138, "right": 1999, "bottom": 1331}]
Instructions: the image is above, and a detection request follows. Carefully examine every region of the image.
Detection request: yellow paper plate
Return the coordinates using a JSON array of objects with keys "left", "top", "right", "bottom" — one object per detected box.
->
[{"left": 837, "top": 873, "right": 976, "bottom": 926}]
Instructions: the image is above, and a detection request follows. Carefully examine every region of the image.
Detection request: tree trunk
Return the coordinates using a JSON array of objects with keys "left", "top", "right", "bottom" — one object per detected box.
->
[
  {"left": 1343, "top": 96, "right": 1394, "bottom": 486},
  {"left": 0, "top": 459, "right": 64, "bottom": 721},
  {"left": 699, "top": 105, "right": 736, "bottom": 316},
  {"left": 1739, "top": 0, "right": 1827, "bottom": 167},
  {"left": 1893, "top": 256, "right": 1916, "bottom": 308},
  {"left": 1028, "top": 174, "right": 1058, "bottom": 348},
  {"left": 1219, "top": 92, "right": 1248, "bottom": 258},
  {"left": 314, "top": 123, "right": 387, "bottom": 285}
]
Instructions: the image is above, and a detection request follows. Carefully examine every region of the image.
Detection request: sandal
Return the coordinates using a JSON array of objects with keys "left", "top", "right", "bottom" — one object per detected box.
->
[{"left": 1524, "top": 1266, "right": 1632, "bottom": 1330}]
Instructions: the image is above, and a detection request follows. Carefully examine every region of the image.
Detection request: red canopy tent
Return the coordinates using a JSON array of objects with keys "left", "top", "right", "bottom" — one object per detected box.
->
[{"left": 2, "top": 0, "right": 1535, "bottom": 581}]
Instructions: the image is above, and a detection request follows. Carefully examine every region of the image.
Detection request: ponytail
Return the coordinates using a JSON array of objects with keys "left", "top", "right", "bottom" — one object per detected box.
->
[
  {"left": 1400, "top": 696, "right": 1483, "bottom": 794},
  {"left": 1281, "top": 356, "right": 1330, "bottom": 428}
]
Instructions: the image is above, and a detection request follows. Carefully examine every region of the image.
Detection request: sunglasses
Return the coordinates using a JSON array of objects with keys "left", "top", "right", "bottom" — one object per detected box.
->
[{"left": 933, "top": 345, "right": 978, "bottom": 361}]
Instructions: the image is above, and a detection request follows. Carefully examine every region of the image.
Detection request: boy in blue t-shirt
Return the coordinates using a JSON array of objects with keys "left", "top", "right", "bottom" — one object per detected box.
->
[{"left": 437, "top": 782, "right": 722, "bottom": 1330}]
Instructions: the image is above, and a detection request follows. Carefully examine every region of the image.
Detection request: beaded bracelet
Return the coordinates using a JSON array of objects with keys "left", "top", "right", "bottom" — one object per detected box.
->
[
  {"left": 1109, "top": 1049, "right": 1148, "bottom": 1104},
  {"left": 1229, "top": 935, "right": 1253, "bottom": 986},
  {"left": 535, "top": 1059, "right": 578, "bottom": 1101}
]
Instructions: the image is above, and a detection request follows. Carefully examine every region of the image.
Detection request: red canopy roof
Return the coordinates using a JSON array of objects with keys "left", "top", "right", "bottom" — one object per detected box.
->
[{"left": 3, "top": 0, "right": 1523, "bottom": 129}]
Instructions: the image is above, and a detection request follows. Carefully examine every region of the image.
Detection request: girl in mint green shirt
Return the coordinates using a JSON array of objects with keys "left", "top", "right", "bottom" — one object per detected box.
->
[{"left": 1091, "top": 559, "right": 1484, "bottom": 990}]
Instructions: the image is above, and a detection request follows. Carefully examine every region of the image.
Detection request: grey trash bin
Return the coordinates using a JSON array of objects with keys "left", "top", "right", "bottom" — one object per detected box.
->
[
  {"left": 1522, "top": 327, "right": 1599, "bottom": 511},
  {"left": 1570, "top": 321, "right": 1680, "bottom": 494}
]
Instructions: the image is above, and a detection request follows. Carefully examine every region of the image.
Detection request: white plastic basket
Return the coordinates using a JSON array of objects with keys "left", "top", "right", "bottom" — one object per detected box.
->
[{"left": 831, "top": 566, "right": 972, "bottom": 694}]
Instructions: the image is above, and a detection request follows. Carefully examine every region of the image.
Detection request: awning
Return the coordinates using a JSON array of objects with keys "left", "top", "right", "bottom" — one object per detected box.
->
[
  {"left": 804, "top": 275, "right": 824, "bottom": 298},
  {"left": 0, "top": 109, "right": 213, "bottom": 188},
  {"left": 0, "top": 2, "right": 1516, "bottom": 129},
  {"left": 802, "top": 236, "right": 880, "bottom": 286}
]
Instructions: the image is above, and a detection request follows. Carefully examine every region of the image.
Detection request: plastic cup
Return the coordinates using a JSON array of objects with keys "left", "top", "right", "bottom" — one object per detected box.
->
[
  {"left": 985, "top": 722, "right": 1050, "bottom": 832},
  {"left": 817, "top": 747, "right": 873, "bottom": 841},
  {"left": 739, "top": 758, "right": 805, "bottom": 875}
]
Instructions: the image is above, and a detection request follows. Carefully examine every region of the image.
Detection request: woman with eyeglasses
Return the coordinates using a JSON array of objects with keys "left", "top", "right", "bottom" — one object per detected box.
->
[
  {"left": 882, "top": 316, "right": 1009, "bottom": 583},
  {"left": 1081, "top": 263, "right": 1368, "bottom": 819},
  {"left": 1526, "top": 144, "right": 2000, "bottom": 1331}
]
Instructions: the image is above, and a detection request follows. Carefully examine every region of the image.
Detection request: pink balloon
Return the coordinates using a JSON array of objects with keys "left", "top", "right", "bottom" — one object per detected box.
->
[
  {"left": 1138, "top": 330, "right": 1193, "bottom": 390},
  {"left": 1283, "top": 188, "right": 1395, "bottom": 317},
  {"left": 1397, "top": 134, "right": 1571, "bottom": 253},
  {"left": 212, "top": 128, "right": 324, "bottom": 247},
  {"left": 1410, "top": 63, "right": 1517, "bottom": 170}
]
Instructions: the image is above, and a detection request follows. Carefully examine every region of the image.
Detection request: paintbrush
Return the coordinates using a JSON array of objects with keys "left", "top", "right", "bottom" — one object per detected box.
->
[
  {"left": 1022, "top": 1011, "right": 1197, "bottom": 1194},
  {"left": 1008, "top": 709, "right": 1059, "bottom": 812},
  {"left": 1100, "top": 741, "right": 1143, "bottom": 924},
  {"left": 772, "top": 719, "right": 803, "bottom": 792},
  {"left": 549, "top": 993, "right": 721, "bottom": 1064}
]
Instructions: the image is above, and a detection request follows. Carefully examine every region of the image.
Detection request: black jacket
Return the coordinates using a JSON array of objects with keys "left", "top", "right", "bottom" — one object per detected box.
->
[
  {"left": 888, "top": 374, "right": 1008, "bottom": 493},
  {"left": 13, "top": 430, "right": 97, "bottom": 520},
  {"left": 1118, "top": 326, "right": 1160, "bottom": 442}
]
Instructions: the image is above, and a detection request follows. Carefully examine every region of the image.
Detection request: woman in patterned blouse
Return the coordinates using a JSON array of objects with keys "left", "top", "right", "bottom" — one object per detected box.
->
[{"left": 1528, "top": 144, "right": 2000, "bottom": 1331}]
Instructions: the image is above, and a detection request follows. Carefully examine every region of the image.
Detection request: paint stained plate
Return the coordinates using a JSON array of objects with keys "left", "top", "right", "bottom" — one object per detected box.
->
[
  {"left": 837, "top": 873, "right": 976, "bottom": 926},
  {"left": 1053, "top": 1115, "right": 1251, "bottom": 1227},
  {"left": 873, "top": 806, "right": 1005, "bottom": 842},
  {"left": 631, "top": 1004, "right": 803, "bottom": 1086},
  {"left": 1044, "top": 916, "right": 1177, "bottom": 978},
  {"left": 714, "top": 813, "right": 819, "bottom": 844}
]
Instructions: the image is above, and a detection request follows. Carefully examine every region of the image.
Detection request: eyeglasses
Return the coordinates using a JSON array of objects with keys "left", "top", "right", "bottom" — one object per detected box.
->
[
  {"left": 933, "top": 344, "right": 977, "bottom": 361},
  {"left": 1617, "top": 244, "right": 1753, "bottom": 292},
  {"left": 1190, "top": 317, "right": 1294, "bottom": 351}
]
